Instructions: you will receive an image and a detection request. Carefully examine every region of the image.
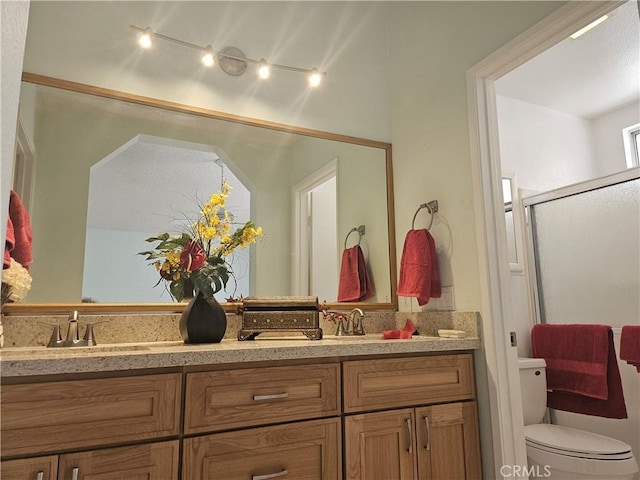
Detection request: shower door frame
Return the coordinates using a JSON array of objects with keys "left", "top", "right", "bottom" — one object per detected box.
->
[{"left": 522, "top": 167, "right": 640, "bottom": 326}]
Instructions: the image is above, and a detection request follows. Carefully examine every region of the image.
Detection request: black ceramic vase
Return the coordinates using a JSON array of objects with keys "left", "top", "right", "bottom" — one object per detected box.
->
[{"left": 179, "top": 293, "right": 227, "bottom": 343}]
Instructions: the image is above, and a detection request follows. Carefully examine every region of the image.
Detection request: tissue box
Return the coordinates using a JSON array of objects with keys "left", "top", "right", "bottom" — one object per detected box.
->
[{"left": 238, "top": 296, "right": 322, "bottom": 341}]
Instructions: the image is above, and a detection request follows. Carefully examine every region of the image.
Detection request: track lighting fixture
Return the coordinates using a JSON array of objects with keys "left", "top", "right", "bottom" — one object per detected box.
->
[{"left": 131, "top": 25, "right": 326, "bottom": 87}]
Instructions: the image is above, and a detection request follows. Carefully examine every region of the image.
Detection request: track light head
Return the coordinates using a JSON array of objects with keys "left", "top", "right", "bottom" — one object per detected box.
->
[
  {"left": 257, "top": 59, "right": 270, "bottom": 79},
  {"left": 137, "top": 27, "right": 153, "bottom": 49},
  {"left": 201, "top": 46, "right": 215, "bottom": 67},
  {"left": 308, "top": 68, "right": 322, "bottom": 88}
]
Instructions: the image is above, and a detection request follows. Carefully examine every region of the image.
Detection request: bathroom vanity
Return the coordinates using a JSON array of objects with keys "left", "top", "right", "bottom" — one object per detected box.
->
[{"left": 1, "top": 336, "right": 482, "bottom": 480}]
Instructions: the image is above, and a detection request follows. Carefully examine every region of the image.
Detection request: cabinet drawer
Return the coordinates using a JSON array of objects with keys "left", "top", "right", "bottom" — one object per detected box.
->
[
  {"left": 343, "top": 354, "right": 475, "bottom": 413},
  {"left": 184, "top": 363, "right": 340, "bottom": 434},
  {"left": 183, "top": 418, "right": 341, "bottom": 480},
  {"left": 58, "top": 440, "right": 179, "bottom": 480},
  {"left": 1, "top": 373, "right": 181, "bottom": 457},
  {"left": 1, "top": 455, "right": 57, "bottom": 480}
]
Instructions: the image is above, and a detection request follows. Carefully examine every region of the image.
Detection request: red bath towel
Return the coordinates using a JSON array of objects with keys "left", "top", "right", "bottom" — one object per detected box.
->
[
  {"left": 397, "top": 229, "right": 441, "bottom": 306},
  {"left": 337, "top": 245, "right": 374, "bottom": 302},
  {"left": 4, "top": 190, "right": 33, "bottom": 271},
  {"left": 532, "top": 324, "right": 627, "bottom": 419},
  {"left": 4, "top": 215, "right": 14, "bottom": 269},
  {"left": 620, "top": 325, "right": 640, "bottom": 372}
]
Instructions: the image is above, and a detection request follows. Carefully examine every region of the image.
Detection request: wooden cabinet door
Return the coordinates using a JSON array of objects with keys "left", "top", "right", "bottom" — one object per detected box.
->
[
  {"left": 415, "top": 402, "right": 482, "bottom": 480},
  {"left": 57, "top": 440, "right": 179, "bottom": 480},
  {"left": 1, "top": 455, "right": 57, "bottom": 480},
  {"left": 183, "top": 418, "right": 340, "bottom": 480},
  {"left": 344, "top": 409, "right": 417, "bottom": 480}
]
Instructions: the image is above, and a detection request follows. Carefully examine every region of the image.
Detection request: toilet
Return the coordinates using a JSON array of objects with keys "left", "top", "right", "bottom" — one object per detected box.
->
[{"left": 518, "top": 358, "right": 638, "bottom": 479}]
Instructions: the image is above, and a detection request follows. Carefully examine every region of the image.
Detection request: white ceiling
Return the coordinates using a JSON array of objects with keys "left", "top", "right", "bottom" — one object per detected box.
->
[
  {"left": 86, "top": 135, "right": 250, "bottom": 233},
  {"left": 496, "top": 0, "right": 639, "bottom": 119}
]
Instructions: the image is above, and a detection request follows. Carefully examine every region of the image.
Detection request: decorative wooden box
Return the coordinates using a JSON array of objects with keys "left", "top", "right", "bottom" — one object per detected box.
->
[{"left": 238, "top": 296, "right": 322, "bottom": 341}]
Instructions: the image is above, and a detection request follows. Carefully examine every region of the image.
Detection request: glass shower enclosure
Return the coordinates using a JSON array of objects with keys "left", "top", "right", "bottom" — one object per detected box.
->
[{"left": 522, "top": 167, "right": 640, "bottom": 460}]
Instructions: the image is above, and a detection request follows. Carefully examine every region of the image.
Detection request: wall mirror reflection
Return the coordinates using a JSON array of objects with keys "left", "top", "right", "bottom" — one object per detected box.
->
[{"left": 9, "top": 75, "right": 396, "bottom": 313}]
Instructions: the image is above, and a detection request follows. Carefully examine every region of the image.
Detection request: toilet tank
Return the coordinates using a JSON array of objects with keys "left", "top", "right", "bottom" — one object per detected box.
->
[{"left": 518, "top": 358, "right": 547, "bottom": 426}]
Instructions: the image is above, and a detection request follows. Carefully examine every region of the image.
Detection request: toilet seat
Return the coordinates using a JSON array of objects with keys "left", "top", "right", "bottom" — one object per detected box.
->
[
  {"left": 527, "top": 440, "right": 634, "bottom": 461},
  {"left": 525, "top": 424, "right": 639, "bottom": 478},
  {"left": 525, "top": 424, "right": 634, "bottom": 459}
]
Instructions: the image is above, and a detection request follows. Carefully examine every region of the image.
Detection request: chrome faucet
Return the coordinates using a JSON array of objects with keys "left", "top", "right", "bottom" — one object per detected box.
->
[
  {"left": 348, "top": 308, "right": 365, "bottom": 335},
  {"left": 66, "top": 313, "right": 80, "bottom": 343},
  {"left": 47, "top": 311, "right": 98, "bottom": 348},
  {"left": 327, "top": 308, "right": 365, "bottom": 336}
]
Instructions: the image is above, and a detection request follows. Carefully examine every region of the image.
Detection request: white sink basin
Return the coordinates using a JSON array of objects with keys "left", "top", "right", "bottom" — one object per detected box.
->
[{"left": 0, "top": 341, "right": 184, "bottom": 358}]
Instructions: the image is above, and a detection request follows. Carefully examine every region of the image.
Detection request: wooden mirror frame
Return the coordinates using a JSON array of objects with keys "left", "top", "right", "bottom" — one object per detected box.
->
[{"left": 2, "top": 72, "right": 397, "bottom": 316}]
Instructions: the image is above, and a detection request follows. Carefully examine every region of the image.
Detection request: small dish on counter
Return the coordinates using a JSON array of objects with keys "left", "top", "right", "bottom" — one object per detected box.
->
[{"left": 438, "top": 329, "right": 467, "bottom": 338}]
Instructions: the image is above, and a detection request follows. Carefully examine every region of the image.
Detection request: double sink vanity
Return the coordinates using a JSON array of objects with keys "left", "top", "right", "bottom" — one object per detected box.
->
[
  {"left": 0, "top": 311, "right": 482, "bottom": 480},
  {"left": 4, "top": 17, "right": 487, "bottom": 477}
]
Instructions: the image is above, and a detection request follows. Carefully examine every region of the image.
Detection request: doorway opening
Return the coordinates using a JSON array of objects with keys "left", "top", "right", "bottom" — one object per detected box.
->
[
  {"left": 292, "top": 159, "right": 338, "bottom": 302},
  {"left": 467, "top": 1, "right": 627, "bottom": 474}
]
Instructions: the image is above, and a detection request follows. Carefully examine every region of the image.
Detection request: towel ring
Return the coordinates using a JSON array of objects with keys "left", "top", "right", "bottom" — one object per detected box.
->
[
  {"left": 344, "top": 225, "right": 365, "bottom": 249},
  {"left": 411, "top": 200, "right": 438, "bottom": 230}
]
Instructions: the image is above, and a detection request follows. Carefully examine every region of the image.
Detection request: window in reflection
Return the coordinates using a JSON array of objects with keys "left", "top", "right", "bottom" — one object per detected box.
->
[
  {"left": 502, "top": 175, "right": 525, "bottom": 271},
  {"left": 502, "top": 177, "right": 518, "bottom": 265}
]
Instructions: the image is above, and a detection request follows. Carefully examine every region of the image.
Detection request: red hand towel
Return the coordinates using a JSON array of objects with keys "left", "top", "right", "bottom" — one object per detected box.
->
[
  {"left": 337, "top": 246, "right": 360, "bottom": 301},
  {"left": 383, "top": 319, "right": 416, "bottom": 340},
  {"left": 532, "top": 324, "right": 627, "bottom": 419},
  {"left": 5, "top": 191, "right": 33, "bottom": 272},
  {"left": 337, "top": 245, "right": 374, "bottom": 302},
  {"left": 356, "top": 245, "right": 374, "bottom": 301},
  {"left": 620, "top": 325, "right": 640, "bottom": 372},
  {"left": 397, "top": 229, "right": 441, "bottom": 306},
  {"left": 4, "top": 216, "right": 15, "bottom": 269}
]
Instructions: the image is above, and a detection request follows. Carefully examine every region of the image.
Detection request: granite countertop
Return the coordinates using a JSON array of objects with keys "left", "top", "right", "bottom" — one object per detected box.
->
[{"left": 0, "top": 334, "right": 481, "bottom": 377}]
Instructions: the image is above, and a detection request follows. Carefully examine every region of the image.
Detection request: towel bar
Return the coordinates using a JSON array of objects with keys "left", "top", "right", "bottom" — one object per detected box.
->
[
  {"left": 344, "top": 225, "right": 365, "bottom": 249},
  {"left": 411, "top": 200, "right": 438, "bottom": 230}
]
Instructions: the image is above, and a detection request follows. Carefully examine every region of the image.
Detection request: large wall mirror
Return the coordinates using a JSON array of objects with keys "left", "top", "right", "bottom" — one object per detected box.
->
[{"left": 5, "top": 73, "right": 396, "bottom": 315}]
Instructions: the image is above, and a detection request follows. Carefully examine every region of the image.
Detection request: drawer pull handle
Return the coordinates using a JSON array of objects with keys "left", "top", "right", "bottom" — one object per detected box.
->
[
  {"left": 423, "top": 416, "right": 431, "bottom": 450},
  {"left": 36, "top": 472, "right": 44, "bottom": 480},
  {"left": 252, "top": 469, "right": 289, "bottom": 480},
  {"left": 405, "top": 417, "right": 413, "bottom": 454},
  {"left": 253, "top": 392, "right": 289, "bottom": 401},
  {"left": 71, "top": 467, "right": 79, "bottom": 480}
]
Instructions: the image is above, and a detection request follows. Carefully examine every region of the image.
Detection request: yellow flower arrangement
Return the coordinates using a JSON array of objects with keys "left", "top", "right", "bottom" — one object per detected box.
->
[{"left": 139, "top": 182, "right": 263, "bottom": 301}]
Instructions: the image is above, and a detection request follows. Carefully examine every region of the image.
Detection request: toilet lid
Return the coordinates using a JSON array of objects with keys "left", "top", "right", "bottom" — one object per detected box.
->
[{"left": 525, "top": 424, "right": 634, "bottom": 459}]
